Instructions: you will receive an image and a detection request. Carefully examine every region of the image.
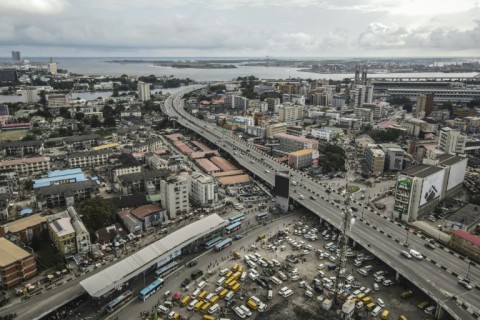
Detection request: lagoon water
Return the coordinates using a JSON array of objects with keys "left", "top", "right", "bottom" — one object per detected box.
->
[{"left": 1, "top": 57, "right": 478, "bottom": 103}]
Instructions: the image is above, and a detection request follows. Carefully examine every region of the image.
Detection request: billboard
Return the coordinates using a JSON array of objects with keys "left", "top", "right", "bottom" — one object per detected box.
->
[
  {"left": 394, "top": 175, "right": 413, "bottom": 214},
  {"left": 312, "top": 151, "right": 320, "bottom": 159},
  {"left": 274, "top": 173, "right": 290, "bottom": 198},
  {"left": 447, "top": 158, "right": 467, "bottom": 190},
  {"left": 420, "top": 169, "right": 445, "bottom": 206}
]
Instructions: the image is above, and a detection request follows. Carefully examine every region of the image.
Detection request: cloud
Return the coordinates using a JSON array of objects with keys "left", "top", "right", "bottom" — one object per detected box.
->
[
  {"left": 0, "top": 0, "right": 66, "bottom": 14},
  {"left": 358, "top": 20, "right": 480, "bottom": 50}
]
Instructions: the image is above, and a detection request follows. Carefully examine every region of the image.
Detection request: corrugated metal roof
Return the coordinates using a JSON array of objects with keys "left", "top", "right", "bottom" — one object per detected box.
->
[{"left": 80, "top": 214, "right": 226, "bottom": 297}]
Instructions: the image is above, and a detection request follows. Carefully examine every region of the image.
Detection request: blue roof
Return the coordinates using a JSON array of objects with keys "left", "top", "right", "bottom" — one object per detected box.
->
[
  {"left": 20, "top": 208, "right": 33, "bottom": 216},
  {"left": 34, "top": 171, "right": 88, "bottom": 189},
  {"left": 48, "top": 168, "right": 83, "bottom": 178}
]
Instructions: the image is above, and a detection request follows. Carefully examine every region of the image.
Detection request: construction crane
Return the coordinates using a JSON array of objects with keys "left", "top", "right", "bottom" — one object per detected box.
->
[{"left": 334, "top": 194, "right": 354, "bottom": 306}]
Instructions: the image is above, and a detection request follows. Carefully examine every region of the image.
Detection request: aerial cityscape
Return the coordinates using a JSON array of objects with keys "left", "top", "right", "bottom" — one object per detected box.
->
[{"left": 1, "top": 1, "right": 480, "bottom": 320}]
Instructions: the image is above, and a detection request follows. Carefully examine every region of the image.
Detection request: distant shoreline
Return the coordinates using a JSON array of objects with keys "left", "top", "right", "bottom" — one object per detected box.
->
[{"left": 107, "top": 60, "right": 237, "bottom": 69}]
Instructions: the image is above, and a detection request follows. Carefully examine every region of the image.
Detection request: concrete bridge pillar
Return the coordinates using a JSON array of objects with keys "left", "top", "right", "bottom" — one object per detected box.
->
[
  {"left": 434, "top": 304, "right": 444, "bottom": 319},
  {"left": 395, "top": 271, "right": 401, "bottom": 281}
]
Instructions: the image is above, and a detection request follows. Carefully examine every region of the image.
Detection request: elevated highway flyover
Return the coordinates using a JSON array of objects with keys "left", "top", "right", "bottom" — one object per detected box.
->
[{"left": 162, "top": 85, "right": 480, "bottom": 320}]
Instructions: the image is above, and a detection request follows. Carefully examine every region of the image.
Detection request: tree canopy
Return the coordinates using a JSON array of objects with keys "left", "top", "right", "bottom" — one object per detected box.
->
[{"left": 77, "top": 196, "right": 116, "bottom": 239}]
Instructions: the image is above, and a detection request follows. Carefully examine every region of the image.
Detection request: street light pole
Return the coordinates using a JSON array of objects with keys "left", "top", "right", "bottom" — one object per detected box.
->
[
  {"left": 405, "top": 228, "right": 409, "bottom": 246},
  {"left": 466, "top": 261, "right": 472, "bottom": 280}
]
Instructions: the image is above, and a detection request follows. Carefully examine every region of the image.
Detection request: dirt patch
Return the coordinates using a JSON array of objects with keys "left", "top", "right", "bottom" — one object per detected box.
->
[{"left": 257, "top": 299, "right": 340, "bottom": 320}]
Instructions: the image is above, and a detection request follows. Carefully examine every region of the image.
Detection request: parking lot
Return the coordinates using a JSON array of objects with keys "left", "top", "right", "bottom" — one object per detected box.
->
[{"left": 137, "top": 215, "right": 437, "bottom": 320}]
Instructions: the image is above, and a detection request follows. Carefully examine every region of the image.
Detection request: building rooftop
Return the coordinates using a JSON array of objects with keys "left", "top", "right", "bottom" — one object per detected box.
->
[
  {"left": 64, "top": 134, "right": 101, "bottom": 143},
  {"left": 195, "top": 158, "right": 221, "bottom": 173},
  {"left": 92, "top": 143, "right": 119, "bottom": 151},
  {"left": 190, "top": 151, "right": 220, "bottom": 159},
  {"left": 111, "top": 194, "right": 149, "bottom": 209},
  {"left": 0, "top": 140, "right": 43, "bottom": 147},
  {"left": 218, "top": 174, "right": 251, "bottom": 185},
  {"left": 0, "top": 156, "right": 50, "bottom": 167},
  {"left": 0, "top": 238, "right": 31, "bottom": 267},
  {"left": 80, "top": 214, "right": 226, "bottom": 297},
  {"left": 437, "top": 154, "right": 466, "bottom": 166},
  {"left": 289, "top": 149, "right": 316, "bottom": 157},
  {"left": 49, "top": 217, "right": 75, "bottom": 237},
  {"left": 212, "top": 169, "right": 245, "bottom": 177},
  {"left": 67, "top": 149, "right": 112, "bottom": 159},
  {"left": 35, "top": 180, "right": 97, "bottom": 196},
  {"left": 3, "top": 214, "right": 46, "bottom": 233},
  {"left": 273, "top": 133, "right": 318, "bottom": 144},
  {"left": 402, "top": 164, "right": 444, "bottom": 178},
  {"left": 452, "top": 229, "right": 480, "bottom": 247},
  {"left": 210, "top": 156, "right": 237, "bottom": 172},
  {"left": 131, "top": 204, "right": 164, "bottom": 219},
  {"left": 34, "top": 172, "right": 88, "bottom": 189},
  {"left": 191, "top": 141, "right": 212, "bottom": 152}
]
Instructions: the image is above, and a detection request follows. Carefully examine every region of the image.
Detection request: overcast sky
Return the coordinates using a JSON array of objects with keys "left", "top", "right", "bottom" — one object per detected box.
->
[{"left": 1, "top": 0, "right": 479, "bottom": 57}]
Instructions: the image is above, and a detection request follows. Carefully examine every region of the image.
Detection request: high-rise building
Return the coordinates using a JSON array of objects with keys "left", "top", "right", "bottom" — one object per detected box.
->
[
  {"left": 266, "top": 98, "right": 280, "bottom": 111},
  {"left": 137, "top": 81, "right": 151, "bottom": 102},
  {"left": 11, "top": 51, "right": 21, "bottom": 62},
  {"left": 160, "top": 176, "right": 189, "bottom": 219},
  {"left": 350, "top": 84, "right": 374, "bottom": 108},
  {"left": 22, "top": 87, "right": 39, "bottom": 104},
  {"left": 224, "top": 95, "right": 248, "bottom": 109},
  {"left": 188, "top": 172, "right": 216, "bottom": 206},
  {"left": 274, "top": 172, "right": 290, "bottom": 213},
  {"left": 415, "top": 93, "right": 434, "bottom": 118},
  {"left": 438, "top": 127, "right": 466, "bottom": 154},
  {"left": 47, "top": 62, "right": 58, "bottom": 75},
  {"left": 278, "top": 105, "right": 303, "bottom": 122}
]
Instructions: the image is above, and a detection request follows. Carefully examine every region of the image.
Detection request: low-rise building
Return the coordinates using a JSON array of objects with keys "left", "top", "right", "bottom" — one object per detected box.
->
[
  {"left": 0, "top": 238, "right": 37, "bottom": 289},
  {"left": 189, "top": 172, "right": 216, "bottom": 206},
  {"left": 35, "top": 180, "right": 98, "bottom": 209},
  {"left": 46, "top": 206, "right": 91, "bottom": 255},
  {"left": 274, "top": 133, "right": 318, "bottom": 153},
  {"left": 311, "top": 128, "right": 334, "bottom": 142},
  {"left": 288, "top": 149, "right": 318, "bottom": 170},
  {"left": 66, "top": 150, "right": 112, "bottom": 168},
  {"left": 118, "top": 170, "right": 169, "bottom": 195},
  {"left": 111, "top": 154, "right": 143, "bottom": 180},
  {"left": 1, "top": 214, "right": 47, "bottom": 244},
  {"left": 449, "top": 230, "right": 480, "bottom": 261},
  {"left": 131, "top": 204, "right": 167, "bottom": 230},
  {"left": 265, "top": 122, "right": 287, "bottom": 138},
  {"left": 364, "top": 144, "right": 385, "bottom": 176},
  {"left": 0, "top": 156, "right": 50, "bottom": 176},
  {"left": 0, "top": 140, "right": 44, "bottom": 157},
  {"left": 382, "top": 144, "right": 406, "bottom": 172},
  {"left": 63, "top": 134, "right": 102, "bottom": 151}
]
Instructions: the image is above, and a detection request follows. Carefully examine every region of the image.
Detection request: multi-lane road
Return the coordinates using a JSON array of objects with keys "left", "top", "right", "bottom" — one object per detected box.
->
[{"left": 163, "top": 86, "right": 480, "bottom": 320}]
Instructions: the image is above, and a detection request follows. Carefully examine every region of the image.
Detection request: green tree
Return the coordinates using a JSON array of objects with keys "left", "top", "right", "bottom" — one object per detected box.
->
[
  {"left": 467, "top": 99, "right": 480, "bottom": 109},
  {"left": 75, "top": 112, "right": 85, "bottom": 121},
  {"left": 59, "top": 107, "right": 71, "bottom": 119},
  {"left": 90, "top": 116, "right": 102, "bottom": 128},
  {"left": 78, "top": 197, "right": 116, "bottom": 239},
  {"left": 103, "top": 117, "right": 116, "bottom": 127}
]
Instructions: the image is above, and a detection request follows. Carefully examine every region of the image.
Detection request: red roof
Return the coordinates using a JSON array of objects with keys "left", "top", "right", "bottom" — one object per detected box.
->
[
  {"left": 195, "top": 158, "right": 220, "bottom": 172},
  {"left": 452, "top": 230, "right": 480, "bottom": 246}
]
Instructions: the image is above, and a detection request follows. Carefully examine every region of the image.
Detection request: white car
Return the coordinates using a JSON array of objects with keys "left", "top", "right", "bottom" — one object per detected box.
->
[
  {"left": 317, "top": 264, "right": 325, "bottom": 270},
  {"left": 377, "top": 298, "right": 385, "bottom": 308}
]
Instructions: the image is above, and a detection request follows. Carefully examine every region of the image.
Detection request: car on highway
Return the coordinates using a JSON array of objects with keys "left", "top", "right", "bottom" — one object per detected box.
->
[
  {"left": 458, "top": 280, "right": 473, "bottom": 290},
  {"left": 424, "top": 242, "right": 436, "bottom": 250}
]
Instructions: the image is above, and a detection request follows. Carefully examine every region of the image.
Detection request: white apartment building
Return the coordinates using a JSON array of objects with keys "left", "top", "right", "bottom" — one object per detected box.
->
[
  {"left": 311, "top": 128, "right": 333, "bottom": 142},
  {"left": 22, "top": 87, "right": 39, "bottom": 103},
  {"left": 137, "top": 81, "right": 151, "bottom": 102},
  {"left": 438, "top": 127, "right": 466, "bottom": 154},
  {"left": 224, "top": 95, "right": 248, "bottom": 109},
  {"left": 189, "top": 172, "right": 216, "bottom": 206},
  {"left": 161, "top": 176, "right": 189, "bottom": 219},
  {"left": 350, "top": 84, "right": 374, "bottom": 108}
]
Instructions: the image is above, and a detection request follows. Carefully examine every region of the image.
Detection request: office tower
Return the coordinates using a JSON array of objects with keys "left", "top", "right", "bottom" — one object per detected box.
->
[{"left": 11, "top": 51, "right": 21, "bottom": 62}]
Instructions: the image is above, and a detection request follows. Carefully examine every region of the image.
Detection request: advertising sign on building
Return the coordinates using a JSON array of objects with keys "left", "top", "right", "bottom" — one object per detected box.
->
[
  {"left": 394, "top": 175, "right": 413, "bottom": 213},
  {"left": 312, "top": 151, "right": 320, "bottom": 159},
  {"left": 304, "top": 142, "right": 313, "bottom": 149},
  {"left": 420, "top": 169, "right": 445, "bottom": 206},
  {"left": 447, "top": 158, "right": 467, "bottom": 190}
]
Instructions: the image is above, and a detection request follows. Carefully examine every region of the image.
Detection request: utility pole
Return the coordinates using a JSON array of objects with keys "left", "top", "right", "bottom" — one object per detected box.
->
[{"left": 334, "top": 196, "right": 353, "bottom": 306}]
